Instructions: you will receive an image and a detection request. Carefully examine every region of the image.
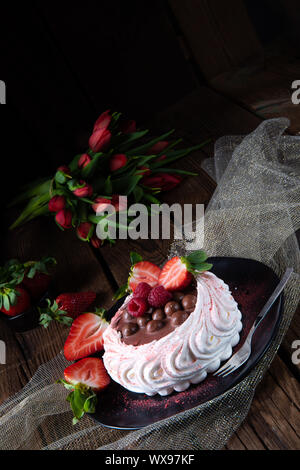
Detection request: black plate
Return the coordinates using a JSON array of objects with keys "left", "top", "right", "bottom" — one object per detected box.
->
[{"left": 94, "top": 257, "right": 283, "bottom": 430}]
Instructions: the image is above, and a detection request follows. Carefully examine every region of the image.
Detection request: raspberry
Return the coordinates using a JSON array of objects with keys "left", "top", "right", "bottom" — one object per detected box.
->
[
  {"left": 133, "top": 282, "right": 152, "bottom": 300},
  {"left": 127, "top": 297, "right": 148, "bottom": 318},
  {"left": 148, "top": 286, "right": 172, "bottom": 308}
]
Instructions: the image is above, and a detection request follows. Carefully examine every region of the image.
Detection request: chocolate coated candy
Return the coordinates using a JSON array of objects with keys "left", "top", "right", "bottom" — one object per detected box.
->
[
  {"left": 146, "top": 320, "right": 164, "bottom": 333},
  {"left": 137, "top": 314, "right": 152, "bottom": 328},
  {"left": 182, "top": 294, "right": 197, "bottom": 310},
  {"left": 152, "top": 308, "right": 166, "bottom": 320},
  {"left": 123, "top": 322, "right": 139, "bottom": 336},
  {"left": 123, "top": 310, "right": 135, "bottom": 322},
  {"left": 172, "top": 291, "right": 185, "bottom": 302},
  {"left": 171, "top": 310, "right": 189, "bottom": 326},
  {"left": 164, "top": 301, "right": 181, "bottom": 316}
]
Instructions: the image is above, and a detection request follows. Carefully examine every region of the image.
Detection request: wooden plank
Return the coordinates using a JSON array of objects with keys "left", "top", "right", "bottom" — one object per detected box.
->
[
  {"left": 168, "top": 0, "right": 263, "bottom": 81},
  {"left": 245, "top": 364, "right": 300, "bottom": 449}
]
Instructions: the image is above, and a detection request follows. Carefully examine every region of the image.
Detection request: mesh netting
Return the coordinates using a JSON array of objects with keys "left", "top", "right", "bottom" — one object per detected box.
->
[{"left": 0, "top": 118, "right": 299, "bottom": 450}]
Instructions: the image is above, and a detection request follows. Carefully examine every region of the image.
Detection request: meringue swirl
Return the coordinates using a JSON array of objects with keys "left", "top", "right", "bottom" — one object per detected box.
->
[{"left": 103, "top": 272, "right": 242, "bottom": 396}]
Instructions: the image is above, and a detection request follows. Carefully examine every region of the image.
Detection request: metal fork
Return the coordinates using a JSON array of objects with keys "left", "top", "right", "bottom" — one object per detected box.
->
[{"left": 213, "top": 267, "right": 293, "bottom": 378}]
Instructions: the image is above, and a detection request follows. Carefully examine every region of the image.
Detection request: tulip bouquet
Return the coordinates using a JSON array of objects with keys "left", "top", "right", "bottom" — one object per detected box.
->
[{"left": 9, "top": 110, "right": 209, "bottom": 247}]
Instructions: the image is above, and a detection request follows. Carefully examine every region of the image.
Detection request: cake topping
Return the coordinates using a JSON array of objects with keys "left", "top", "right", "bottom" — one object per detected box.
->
[
  {"left": 137, "top": 314, "right": 152, "bottom": 327},
  {"left": 171, "top": 310, "right": 189, "bottom": 326},
  {"left": 152, "top": 308, "right": 166, "bottom": 321},
  {"left": 122, "top": 322, "right": 139, "bottom": 337},
  {"left": 148, "top": 285, "right": 172, "bottom": 307},
  {"left": 182, "top": 294, "right": 197, "bottom": 310},
  {"left": 115, "top": 285, "right": 197, "bottom": 345},
  {"left": 158, "top": 251, "right": 213, "bottom": 291},
  {"left": 133, "top": 282, "right": 152, "bottom": 300},
  {"left": 146, "top": 319, "right": 164, "bottom": 333},
  {"left": 127, "top": 297, "right": 148, "bottom": 317},
  {"left": 164, "top": 301, "right": 181, "bottom": 316}
]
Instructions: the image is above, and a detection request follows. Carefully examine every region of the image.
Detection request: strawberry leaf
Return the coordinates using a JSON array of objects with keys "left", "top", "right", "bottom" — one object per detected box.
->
[{"left": 58, "top": 380, "right": 98, "bottom": 425}]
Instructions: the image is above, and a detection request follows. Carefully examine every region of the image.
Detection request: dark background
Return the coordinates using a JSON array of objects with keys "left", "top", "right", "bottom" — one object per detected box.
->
[{"left": 1, "top": 0, "right": 299, "bottom": 210}]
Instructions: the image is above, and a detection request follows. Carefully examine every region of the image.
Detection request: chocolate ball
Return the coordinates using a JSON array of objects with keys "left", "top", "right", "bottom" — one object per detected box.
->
[
  {"left": 152, "top": 308, "right": 166, "bottom": 321},
  {"left": 146, "top": 306, "right": 154, "bottom": 314},
  {"left": 123, "top": 310, "right": 135, "bottom": 322},
  {"left": 122, "top": 322, "right": 139, "bottom": 337},
  {"left": 164, "top": 301, "right": 181, "bottom": 316},
  {"left": 182, "top": 294, "right": 197, "bottom": 310},
  {"left": 137, "top": 314, "right": 151, "bottom": 328},
  {"left": 171, "top": 310, "right": 189, "bottom": 326},
  {"left": 172, "top": 291, "right": 185, "bottom": 302},
  {"left": 146, "top": 320, "right": 164, "bottom": 333}
]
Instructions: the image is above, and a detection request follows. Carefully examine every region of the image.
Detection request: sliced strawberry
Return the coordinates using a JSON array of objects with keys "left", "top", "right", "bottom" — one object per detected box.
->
[
  {"left": 64, "top": 312, "right": 108, "bottom": 361},
  {"left": 129, "top": 261, "right": 161, "bottom": 292},
  {"left": 159, "top": 251, "right": 213, "bottom": 291},
  {"left": 0, "top": 286, "right": 31, "bottom": 316},
  {"left": 64, "top": 357, "right": 110, "bottom": 392},
  {"left": 113, "top": 252, "right": 161, "bottom": 300},
  {"left": 59, "top": 357, "right": 110, "bottom": 424}
]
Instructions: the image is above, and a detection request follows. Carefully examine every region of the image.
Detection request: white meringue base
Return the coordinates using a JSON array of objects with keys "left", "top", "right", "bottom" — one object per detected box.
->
[{"left": 103, "top": 272, "right": 243, "bottom": 396}]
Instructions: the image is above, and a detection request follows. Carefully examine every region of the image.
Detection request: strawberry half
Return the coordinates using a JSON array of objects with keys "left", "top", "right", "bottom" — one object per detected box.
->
[
  {"left": 64, "top": 311, "right": 108, "bottom": 361},
  {"left": 39, "top": 291, "right": 96, "bottom": 328},
  {"left": 59, "top": 357, "right": 110, "bottom": 424},
  {"left": 129, "top": 261, "right": 161, "bottom": 292},
  {"left": 64, "top": 357, "right": 110, "bottom": 392},
  {"left": 113, "top": 252, "right": 161, "bottom": 300},
  {"left": 159, "top": 250, "right": 213, "bottom": 291}
]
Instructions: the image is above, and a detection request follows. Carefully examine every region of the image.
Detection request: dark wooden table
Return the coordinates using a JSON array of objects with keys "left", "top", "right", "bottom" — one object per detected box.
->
[{"left": 0, "top": 86, "right": 299, "bottom": 450}]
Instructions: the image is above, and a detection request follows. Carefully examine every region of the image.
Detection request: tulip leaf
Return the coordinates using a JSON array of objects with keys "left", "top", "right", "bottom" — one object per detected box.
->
[
  {"left": 126, "top": 130, "right": 175, "bottom": 156},
  {"left": 81, "top": 153, "right": 103, "bottom": 179}
]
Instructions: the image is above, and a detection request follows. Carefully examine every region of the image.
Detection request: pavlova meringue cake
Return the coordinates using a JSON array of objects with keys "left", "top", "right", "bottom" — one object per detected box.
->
[{"left": 103, "top": 251, "right": 242, "bottom": 396}]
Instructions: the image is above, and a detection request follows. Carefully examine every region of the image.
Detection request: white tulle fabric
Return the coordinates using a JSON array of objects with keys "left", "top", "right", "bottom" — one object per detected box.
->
[{"left": 103, "top": 272, "right": 243, "bottom": 396}]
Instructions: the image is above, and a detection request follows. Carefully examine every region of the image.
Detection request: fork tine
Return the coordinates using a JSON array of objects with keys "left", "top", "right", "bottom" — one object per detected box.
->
[
  {"left": 218, "top": 364, "right": 236, "bottom": 377},
  {"left": 213, "top": 362, "right": 233, "bottom": 376}
]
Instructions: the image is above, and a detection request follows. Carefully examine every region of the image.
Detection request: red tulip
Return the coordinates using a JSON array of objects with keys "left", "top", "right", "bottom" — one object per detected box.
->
[
  {"left": 57, "top": 165, "right": 71, "bottom": 175},
  {"left": 89, "top": 128, "right": 111, "bottom": 153},
  {"left": 93, "top": 110, "right": 111, "bottom": 132},
  {"left": 111, "top": 194, "right": 127, "bottom": 212},
  {"left": 55, "top": 209, "right": 73, "bottom": 229},
  {"left": 73, "top": 181, "right": 93, "bottom": 198},
  {"left": 109, "top": 153, "right": 127, "bottom": 172},
  {"left": 92, "top": 197, "right": 112, "bottom": 214},
  {"left": 76, "top": 222, "right": 94, "bottom": 241},
  {"left": 146, "top": 141, "right": 169, "bottom": 155},
  {"left": 142, "top": 173, "right": 182, "bottom": 191},
  {"left": 156, "top": 154, "right": 167, "bottom": 162},
  {"left": 120, "top": 119, "right": 136, "bottom": 134},
  {"left": 78, "top": 153, "right": 91, "bottom": 169},
  {"left": 137, "top": 165, "right": 151, "bottom": 176},
  {"left": 90, "top": 234, "right": 103, "bottom": 249},
  {"left": 48, "top": 195, "right": 66, "bottom": 213}
]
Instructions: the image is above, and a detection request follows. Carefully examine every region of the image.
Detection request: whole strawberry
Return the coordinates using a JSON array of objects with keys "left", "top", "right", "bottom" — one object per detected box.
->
[
  {"left": 0, "top": 286, "right": 31, "bottom": 317},
  {"left": 39, "top": 291, "right": 96, "bottom": 328},
  {"left": 21, "top": 257, "right": 56, "bottom": 300}
]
